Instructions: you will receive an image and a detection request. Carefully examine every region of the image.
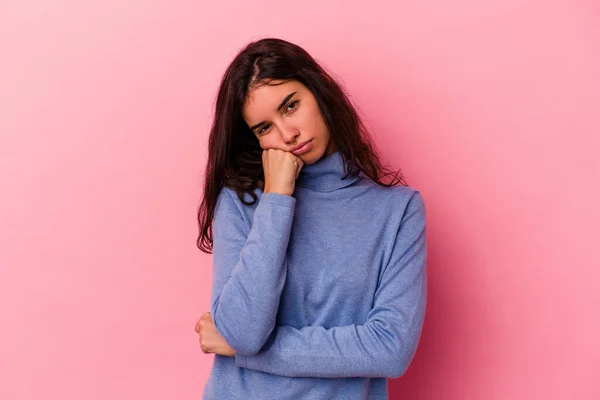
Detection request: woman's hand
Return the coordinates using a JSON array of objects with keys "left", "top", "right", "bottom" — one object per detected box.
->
[
  {"left": 262, "top": 148, "right": 304, "bottom": 196},
  {"left": 195, "top": 312, "right": 236, "bottom": 357}
]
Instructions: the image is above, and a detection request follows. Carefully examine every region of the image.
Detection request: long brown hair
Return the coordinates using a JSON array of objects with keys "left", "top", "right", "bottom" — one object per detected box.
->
[{"left": 197, "top": 37, "right": 407, "bottom": 254}]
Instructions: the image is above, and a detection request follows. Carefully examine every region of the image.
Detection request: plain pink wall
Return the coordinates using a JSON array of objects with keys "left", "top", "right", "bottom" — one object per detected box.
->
[{"left": 1, "top": 1, "right": 598, "bottom": 399}]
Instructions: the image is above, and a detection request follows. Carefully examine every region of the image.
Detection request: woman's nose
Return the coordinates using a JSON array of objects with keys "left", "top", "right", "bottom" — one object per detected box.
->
[{"left": 278, "top": 122, "right": 299, "bottom": 143}]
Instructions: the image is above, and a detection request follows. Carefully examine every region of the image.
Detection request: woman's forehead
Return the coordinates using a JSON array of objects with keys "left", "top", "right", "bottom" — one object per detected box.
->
[{"left": 243, "top": 80, "right": 304, "bottom": 115}]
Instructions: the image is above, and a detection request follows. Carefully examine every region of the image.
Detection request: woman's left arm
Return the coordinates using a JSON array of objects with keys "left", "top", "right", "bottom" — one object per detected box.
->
[{"left": 234, "top": 192, "right": 427, "bottom": 378}]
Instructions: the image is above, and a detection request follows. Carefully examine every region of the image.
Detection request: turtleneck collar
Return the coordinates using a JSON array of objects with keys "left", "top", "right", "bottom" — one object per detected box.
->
[{"left": 295, "top": 151, "right": 361, "bottom": 192}]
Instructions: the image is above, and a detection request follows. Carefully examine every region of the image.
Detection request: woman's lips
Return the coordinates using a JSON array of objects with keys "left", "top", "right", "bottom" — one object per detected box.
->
[{"left": 291, "top": 140, "right": 313, "bottom": 155}]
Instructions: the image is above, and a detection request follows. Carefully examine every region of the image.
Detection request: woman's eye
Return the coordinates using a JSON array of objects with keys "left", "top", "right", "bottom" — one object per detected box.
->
[
  {"left": 259, "top": 124, "right": 270, "bottom": 134},
  {"left": 257, "top": 101, "right": 298, "bottom": 135},
  {"left": 286, "top": 101, "right": 299, "bottom": 112}
]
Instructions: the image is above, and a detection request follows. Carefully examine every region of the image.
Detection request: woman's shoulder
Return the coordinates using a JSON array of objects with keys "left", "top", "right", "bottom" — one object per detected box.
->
[
  {"left": 360, "top": 178, "right": 423, "bottom": 203},
  {"left": 219, "top": 185, "right": 264, "bottom": 202},
  {"left": 216, "top": 185, "right": 263, "bottom": 217},
  {"left": 356, "top": 180, "right": 426, "bottom": 223},
  {"left": 387, "top": 185, "right": 426, "bottom": 221},
  {"left": 214, "top": 186, "right": 260, "bottom": 230}
]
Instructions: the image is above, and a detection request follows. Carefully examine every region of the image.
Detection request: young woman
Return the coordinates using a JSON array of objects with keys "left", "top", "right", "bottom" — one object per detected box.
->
[{"left": 194, "top": 37, "right": 427, "bottom": 399}]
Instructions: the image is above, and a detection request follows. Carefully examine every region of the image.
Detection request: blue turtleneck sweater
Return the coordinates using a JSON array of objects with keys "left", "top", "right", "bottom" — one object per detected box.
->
[{"left": 202, "top": 151, "right": 427, "bottom": 400}]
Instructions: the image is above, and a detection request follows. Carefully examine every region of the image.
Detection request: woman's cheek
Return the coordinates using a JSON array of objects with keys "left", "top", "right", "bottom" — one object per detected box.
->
[{"left": 262, "top": 138, "right": 288, "bottom": 151}]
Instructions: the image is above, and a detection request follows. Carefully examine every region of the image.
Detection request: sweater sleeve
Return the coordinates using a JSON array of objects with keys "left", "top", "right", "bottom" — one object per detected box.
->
[
  {"left": 234, "top": 191, "right": 427, "bottom": 378},
  {"left": 210, "top": 188, "right": 296, "bottom": 355}
]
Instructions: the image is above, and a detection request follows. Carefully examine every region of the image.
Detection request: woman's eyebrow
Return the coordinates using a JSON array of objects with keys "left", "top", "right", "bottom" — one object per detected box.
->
[
  {"left": 250, "top": 91, "right": 297, "bottom": 131},
  {"left": 276, "top": 92, "right": 297, "bottom": 112}
]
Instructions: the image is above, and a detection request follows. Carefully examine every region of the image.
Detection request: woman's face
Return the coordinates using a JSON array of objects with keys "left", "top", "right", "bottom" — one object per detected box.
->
[{"left": 241, "top": 79, "right": 335, "bottom": 164}]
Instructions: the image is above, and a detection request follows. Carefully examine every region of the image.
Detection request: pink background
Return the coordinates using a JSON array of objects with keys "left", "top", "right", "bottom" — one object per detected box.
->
[{"left": 1, "top": 1, "right": 599, "bottom": 399}]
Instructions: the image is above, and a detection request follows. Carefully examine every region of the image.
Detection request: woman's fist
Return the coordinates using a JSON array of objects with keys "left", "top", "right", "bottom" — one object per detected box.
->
[
  {"left": 262, "top": 148, "right": 304, "bottom": 196},
  {"left": 195, "top": 312, "right": 236, "bottom": 357}
]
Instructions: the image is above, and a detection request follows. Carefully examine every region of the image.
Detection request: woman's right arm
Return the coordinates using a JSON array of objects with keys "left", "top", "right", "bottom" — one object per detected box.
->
[{"left": 209, "top": 187, "right": 295, "bottom": 355}]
